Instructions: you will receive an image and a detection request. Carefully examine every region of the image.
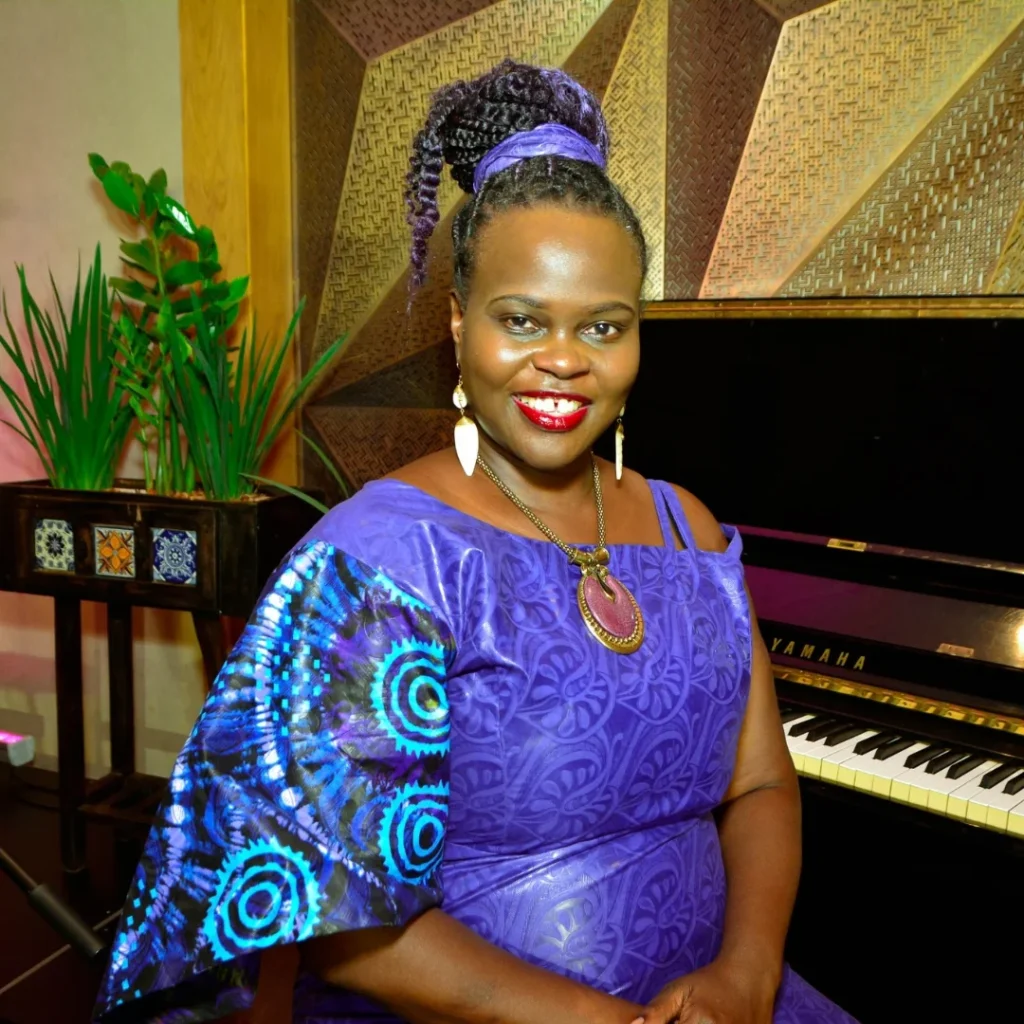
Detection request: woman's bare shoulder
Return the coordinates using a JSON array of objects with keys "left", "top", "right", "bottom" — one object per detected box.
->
[
  {"left": 668, "top": 483, "right": 729, "bottom": 553},
  {"left": 385, "top": 449, "right": 460, "bottom": 493}
]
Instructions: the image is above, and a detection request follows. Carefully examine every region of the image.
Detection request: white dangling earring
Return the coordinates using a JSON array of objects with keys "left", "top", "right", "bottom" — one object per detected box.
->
[
  {"left": 614, "top": 405, "right": 626, "bottom": 481},
  {"left": 452, "top": 376, "right": 479, "bottom": 476}
]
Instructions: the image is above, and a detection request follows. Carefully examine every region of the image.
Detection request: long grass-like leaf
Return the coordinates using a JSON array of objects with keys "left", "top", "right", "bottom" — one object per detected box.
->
[
  {"left": 0, "top": 247, "right": 133, "bottom": 489},
  {"left": 242, "top": 474, "right": 329, "bottom": 515}
]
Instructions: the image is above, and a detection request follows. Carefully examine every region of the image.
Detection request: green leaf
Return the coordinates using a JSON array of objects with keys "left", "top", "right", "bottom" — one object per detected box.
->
[
  {"left": 120, "top": 240, "right": 157, "bottom": 275},
  {"left": 88, "top": 152, "right": 109, "bottom": 180},
  {"left": 164, "top": 260, "right": 219, "bottom": 290},
  {"left": 243, "top": 475, "right": 329, "bottom": 514},
  {"left": 297, "top": 429, "right": 349, "bottom": 498},
  {"left": 109, "top": 276, "right": 152, "bottom": 302},
  {"left": 226, "top": 275, "right": 249, "bottom": 303},
  {"left": 156, "top": 300, "right": 175, "bottom": 341},
  {"left": 147, "top": 168, "right": 168, "bottom": 194},
  {"left": 155, "top": 194, "right": 197, "bottom": 238},
  {"left": 194, "top": 225, "right": 218, "bottom": 262},
  {"left": 101, "top": 170, "right": 140, "bottom": 217}
]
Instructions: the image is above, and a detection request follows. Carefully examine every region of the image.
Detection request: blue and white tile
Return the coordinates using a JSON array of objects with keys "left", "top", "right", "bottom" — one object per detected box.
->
[
  {"left": 34, "top": 519, "right": 74, "bottom": 573},
  {"left": 152, "top": 528, "right": 198, "bottom": 585}
]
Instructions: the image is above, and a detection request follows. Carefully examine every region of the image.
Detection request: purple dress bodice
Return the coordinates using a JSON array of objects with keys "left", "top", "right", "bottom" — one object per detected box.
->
[
  {"left": 95, "top": 479, "right": 856, "bottom": 1023},
  {"left": 306, "top": 480, "right": 853, "bottom": 1021}
]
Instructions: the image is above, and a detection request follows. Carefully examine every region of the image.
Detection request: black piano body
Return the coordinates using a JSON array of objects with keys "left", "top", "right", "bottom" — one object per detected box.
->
[{"left": 626, "top": 312, "right": 1024, "bottom": 1023}]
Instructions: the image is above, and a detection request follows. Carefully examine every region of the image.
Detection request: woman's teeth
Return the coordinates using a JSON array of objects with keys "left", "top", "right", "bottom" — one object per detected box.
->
[{"left": 517, "top": 396, "right": 583, "bottom": 414}]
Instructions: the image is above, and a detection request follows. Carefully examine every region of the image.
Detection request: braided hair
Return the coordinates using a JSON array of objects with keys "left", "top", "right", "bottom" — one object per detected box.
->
[{"left": 405, "top": 60, "right": 647, "bottom": 296}]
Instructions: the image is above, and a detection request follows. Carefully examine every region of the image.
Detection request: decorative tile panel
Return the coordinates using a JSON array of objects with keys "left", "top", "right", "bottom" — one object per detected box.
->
[
  {"left": 152, "top": 528, "right": 198, "bottom": 586},
  {"left": 34, "top": 519, "right": 74, "bottom": 573},
  {"left": 94, "top": 526, "right": 136, "bottom": 579}
]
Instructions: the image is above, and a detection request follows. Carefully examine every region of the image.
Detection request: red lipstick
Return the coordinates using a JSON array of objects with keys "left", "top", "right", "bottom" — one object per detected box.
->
[{"left": 512, "top": 391, "right": 591, "bottom": 432}]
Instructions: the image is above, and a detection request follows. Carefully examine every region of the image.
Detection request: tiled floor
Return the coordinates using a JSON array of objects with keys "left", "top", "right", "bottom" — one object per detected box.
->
[{"left": 0, "top": 767, "right": 135, "bottom": 1024}]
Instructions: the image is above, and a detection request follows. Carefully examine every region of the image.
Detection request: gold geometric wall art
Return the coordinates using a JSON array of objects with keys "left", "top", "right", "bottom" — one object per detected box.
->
[{"left": 294, "top": 0, "right": 1024, "bottom": 489}]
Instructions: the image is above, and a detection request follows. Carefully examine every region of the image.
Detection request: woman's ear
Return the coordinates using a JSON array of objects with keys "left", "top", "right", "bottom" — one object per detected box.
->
[{"left": 450, "top": 290, "right": 465, "bottom": 365}]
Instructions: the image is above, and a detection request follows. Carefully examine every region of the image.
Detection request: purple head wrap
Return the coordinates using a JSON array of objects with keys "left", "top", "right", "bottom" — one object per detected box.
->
[{"left": 472, "top": 123, "right": 607, "bottom": 193}]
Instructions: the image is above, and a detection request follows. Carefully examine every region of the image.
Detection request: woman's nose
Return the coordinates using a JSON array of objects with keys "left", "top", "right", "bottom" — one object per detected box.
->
[{"left": 532, "top": 331, "right": 590, "bottom": 379}]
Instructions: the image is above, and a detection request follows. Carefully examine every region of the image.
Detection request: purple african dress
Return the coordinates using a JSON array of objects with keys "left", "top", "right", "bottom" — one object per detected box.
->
[{"left": 94, "top": 479, "right": 857, "bottom": 1023}]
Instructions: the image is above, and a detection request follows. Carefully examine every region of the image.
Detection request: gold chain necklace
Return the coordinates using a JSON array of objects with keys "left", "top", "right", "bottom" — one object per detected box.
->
[{"left": 476, "top": 454, "right": 644, "bottom": 654}]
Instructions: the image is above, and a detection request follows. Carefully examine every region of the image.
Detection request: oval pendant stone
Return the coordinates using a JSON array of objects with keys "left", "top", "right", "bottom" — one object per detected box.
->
[{"left": 578, "top": 572, "right": 644, "bottom": 653}]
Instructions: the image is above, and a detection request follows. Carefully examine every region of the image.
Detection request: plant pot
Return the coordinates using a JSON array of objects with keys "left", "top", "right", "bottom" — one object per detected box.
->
[
  {"left": 0, "top": 477, "right": 322, "bottom": 616},
  {"left": 0, "top": 477, "right": 324, "bottom": 872}
]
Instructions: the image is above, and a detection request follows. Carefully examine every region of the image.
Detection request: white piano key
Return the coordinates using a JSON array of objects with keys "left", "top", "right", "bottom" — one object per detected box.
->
[
  {"left": 818, "top": 730, "right": 877, "bottom": 783},
  {"left": 964, "top": 772, "right": 1024, "bottom": 832},
  {"left": 783, "top": 715, "right": 816, "bottom": 772},
  {"left": 889, "top": 755, "right": 994, "bottom": 814},
  {"left": 945, "top": 762, "right": 1003, "bottom": 821},
  {"left": 865, "top": 742, "right": 930, "bottom": 798}
]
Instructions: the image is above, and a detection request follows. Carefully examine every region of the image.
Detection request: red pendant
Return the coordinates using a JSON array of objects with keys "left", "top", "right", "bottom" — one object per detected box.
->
[{"left": 577, "top": 570, "right": 644, "bottom": 654}]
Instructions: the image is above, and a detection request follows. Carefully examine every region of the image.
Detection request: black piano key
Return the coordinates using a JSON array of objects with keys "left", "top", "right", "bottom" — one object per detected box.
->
[
  {"left": 824, "top": 725, "right": 869, "bottom": 747},
  {"left": 979, "top": 762, "right": 1017, "bottom": 790},
  {"left": 903, "top": 744, "right": 950, "bottom": 770},
  {"left": 854, "top": 731, "right": 898, "bottom": 756},
  {"left": 1003, "top": 771, "right": 1024, "bottom": 796},
  {"left": 788, "top": 715, "right": 831, "bottom": 738},
  {"left": 875, "top": 737, "right": 915, "bottom": 761},
  {"left": 779, "top": 708, "right": 806, "bottom": 725},
  {"left": 946, "top": 754, "right": 987, "bottom": 780},
  {"left": 805, "top": 719, "right": 847, "bottom": 743},
  {"left": 924, "top": 749, "right": 970, "bottom": 775}
]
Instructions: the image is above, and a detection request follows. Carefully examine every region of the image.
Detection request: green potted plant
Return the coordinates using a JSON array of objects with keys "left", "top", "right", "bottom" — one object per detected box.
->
[{"left": 0, "top": 155, "right": 346, "bottom": 872}]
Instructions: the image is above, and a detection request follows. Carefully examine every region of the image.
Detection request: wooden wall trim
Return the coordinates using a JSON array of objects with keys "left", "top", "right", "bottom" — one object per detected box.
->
[{"left": 178, "top": 0, "right": 297, "bottom": 485}]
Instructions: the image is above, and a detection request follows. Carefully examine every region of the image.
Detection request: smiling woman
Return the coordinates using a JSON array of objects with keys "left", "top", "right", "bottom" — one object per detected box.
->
[{"left": 94, "top": 61, "right": 858, "bottom": 1024}]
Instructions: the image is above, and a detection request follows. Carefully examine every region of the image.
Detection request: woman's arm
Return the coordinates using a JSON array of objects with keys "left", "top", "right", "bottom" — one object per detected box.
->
[
  {"left": 637, "top": 491, "right": 801, "bottom": 1024},
  {"left": 300, "top": 907, "right": 645, "bottom": 1024},
  {"left": 714, "top": 619, "right": 801, "bottom": 991}
]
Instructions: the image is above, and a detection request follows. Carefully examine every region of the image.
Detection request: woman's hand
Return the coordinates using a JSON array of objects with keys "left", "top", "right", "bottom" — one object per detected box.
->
[{"left": 633, "top": 956, "right": 777, "bottom": 1024}]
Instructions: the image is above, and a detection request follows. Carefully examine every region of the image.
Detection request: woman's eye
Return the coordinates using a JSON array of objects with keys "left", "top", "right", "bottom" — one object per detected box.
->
[
  {"left": 584, "top": 321, "right": 621, "bottom": 340},
  {"left": 502, "top": 315, "right": 537, "bottom": 333}
]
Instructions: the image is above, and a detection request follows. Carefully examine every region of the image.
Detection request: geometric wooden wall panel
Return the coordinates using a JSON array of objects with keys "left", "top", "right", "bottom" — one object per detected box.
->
[
  {"left": 311, "top": 0, "right": 611, "bottom": 363},
  {"left": 989, "top": 201, "right": 1024, "bottom": 293},
  {"left": 703, "top": 0, "right": 1024, "bottom": 297},
  {"left": 311, "top": 0, "right": 504, "bottom": 61},
  {"left": 754, "top": 0, "right": 840, "bottom": 20},
  {"left": 294, "top": 0, "right": 1024, "bottom": 488},
  {"left": 293, "top": 1, "right": 366, "bottom": 363},
  {"left": 307, "top": 406, "right": 458, "bottom": 488},
  {"left": 563, "top": 0, "right": 642, "bottom": 101},
  {"left": 603, "top": 0, "right": 669, "bottom": 299},
  {"left": 664, "top": 0, "right": 780, "bottom": 297},
  {"left": 781, "top": 25, "right": 1024, "bottom": 297}
]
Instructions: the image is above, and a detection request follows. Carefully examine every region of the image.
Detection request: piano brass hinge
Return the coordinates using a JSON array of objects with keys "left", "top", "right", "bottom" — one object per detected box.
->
[
  {"left": 826, "top": 538, "right": 868, "bottom": 552},
  {"left": 937, "top": 643, "right": 975, "bottom": 659}
]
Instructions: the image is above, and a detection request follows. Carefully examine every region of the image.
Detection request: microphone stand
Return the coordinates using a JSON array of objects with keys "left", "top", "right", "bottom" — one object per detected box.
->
[{"left": 0, "top": 846, "right": 106, "bottom": 960}]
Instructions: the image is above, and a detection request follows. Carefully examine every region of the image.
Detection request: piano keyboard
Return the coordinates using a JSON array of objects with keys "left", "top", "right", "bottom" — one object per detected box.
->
[{"left": 781, "top": 707, "right": 1024, "bottom": 837}]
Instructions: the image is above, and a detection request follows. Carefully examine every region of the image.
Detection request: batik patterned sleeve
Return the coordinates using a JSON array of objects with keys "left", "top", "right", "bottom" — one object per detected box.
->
[{"left": 94, "top": 540, "right": 454, "bottom": 1022}]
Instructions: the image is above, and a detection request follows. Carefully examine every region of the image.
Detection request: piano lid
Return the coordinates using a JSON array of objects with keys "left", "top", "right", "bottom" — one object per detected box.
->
[{"left": 624, "top": 316, "right": 1024, "bottom": 566}]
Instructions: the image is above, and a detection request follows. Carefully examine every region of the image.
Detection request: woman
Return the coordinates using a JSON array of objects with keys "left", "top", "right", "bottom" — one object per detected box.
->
[{"left": 95, "top": 62, "right": 856, "bottom": 1024}]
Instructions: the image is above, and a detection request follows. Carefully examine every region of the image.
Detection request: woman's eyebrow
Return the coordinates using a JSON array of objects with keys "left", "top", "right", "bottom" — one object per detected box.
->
[{"left": 487, "top": 294, "right": 635, "bottom": 315}]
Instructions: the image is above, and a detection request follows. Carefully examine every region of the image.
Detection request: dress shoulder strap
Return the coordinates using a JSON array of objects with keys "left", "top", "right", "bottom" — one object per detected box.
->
[{"left": 649, "top": 480, "right": 698, "bottom": 551}]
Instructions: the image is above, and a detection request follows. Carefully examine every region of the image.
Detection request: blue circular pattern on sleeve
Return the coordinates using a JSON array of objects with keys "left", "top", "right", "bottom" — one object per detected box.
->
[
  {"left": 370, "top": 637, "right": 450, "bottom": 757},
  {"left": 202, "top": 836, "right": 321, "bottom": 961},
  {"left": 379, "top": 781, "right": 450, "bottom": 885}
]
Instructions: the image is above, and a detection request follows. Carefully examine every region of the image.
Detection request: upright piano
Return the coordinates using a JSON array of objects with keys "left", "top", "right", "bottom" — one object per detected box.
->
[{"left": 629, "top": 312, "right": 1024, "bottom": 1023}]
